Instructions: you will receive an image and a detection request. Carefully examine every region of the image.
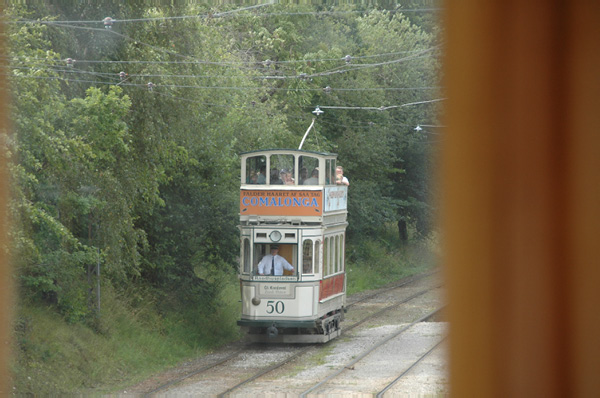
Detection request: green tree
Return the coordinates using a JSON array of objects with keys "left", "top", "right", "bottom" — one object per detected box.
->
[{"left": 6, "top": 3, "right": 441, "bottom": 323}]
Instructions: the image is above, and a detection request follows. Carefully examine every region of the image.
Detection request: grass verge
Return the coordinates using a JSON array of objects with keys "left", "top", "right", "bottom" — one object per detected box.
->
[
  {"left": 346, "top": 230, "right": 438, "bottom": 295},
  {"left": 11, "top": 278, "right": 243, "bottom": 395}
]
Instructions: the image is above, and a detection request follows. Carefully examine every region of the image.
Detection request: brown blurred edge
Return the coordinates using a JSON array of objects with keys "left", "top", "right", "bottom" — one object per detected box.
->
[{"left": 443, "top": 1, "right": 600, "bottom": 397}]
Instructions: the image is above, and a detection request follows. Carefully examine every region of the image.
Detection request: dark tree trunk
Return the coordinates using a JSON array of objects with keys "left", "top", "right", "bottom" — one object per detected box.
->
[{"left": 398, "top": 220, "right": 408, "bottom": 241}]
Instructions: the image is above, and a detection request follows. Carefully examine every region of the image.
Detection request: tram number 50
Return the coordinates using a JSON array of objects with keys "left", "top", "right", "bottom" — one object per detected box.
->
[{"left": 266, "top": 300, "right": 285, "bottom": 314}]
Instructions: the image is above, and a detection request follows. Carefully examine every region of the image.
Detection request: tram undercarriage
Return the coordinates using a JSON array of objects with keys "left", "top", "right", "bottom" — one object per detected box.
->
[{"left": 238, "top": 308, "right": 345, "bottom": 344}]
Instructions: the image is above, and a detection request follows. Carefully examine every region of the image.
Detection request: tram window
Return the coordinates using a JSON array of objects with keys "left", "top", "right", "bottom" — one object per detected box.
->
[
  {"left": 253, "top": 244, "right": 266, "bottom": 274},
  {"left": 270, "top": 154, "right": 294, "bottom": 185},
  {"left": 324, "top": 237, "right": 329, "bottom": 276},
  {"left": 340, "top": 234, "right": 345, "bottom": 271},
  {"left": 252, "top": 243, "right": 296, "bottom": 276},
  {"left": 335, "top": 235, "right": 340, "bottom": 273},
  {"left": 243, "top": 238, "right": 251, "bottom": 273},
  {"left": 314, "top": 240, "right": 321, "bottom": 273},
  {"left": 325, "top": 159, "right": 336, "bottom": 185},
  {"left": 302, "top": 240, "right": 313, "bottom": 274},
  {"left": 245, "top": 155, "right": 266, "bottom": 184},
  {"left": 339, "top": 235, "right": 344, "bottom": 273},
  {"left": 299, "top": 155, "right": 319, "bottom": 185},
  {"left": 329, "top": 237, "right": 334, "bottom": 275}
]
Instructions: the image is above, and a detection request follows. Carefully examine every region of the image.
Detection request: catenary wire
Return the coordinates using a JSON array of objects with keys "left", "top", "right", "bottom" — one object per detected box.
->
[
  {"left": 8, "top": 71, "right": 443, "bottom": 116},
  {"left": 1, "top": 47, "right": 439, "bottom": 67},
  {"left": 8, "top": 4, "right": 272, "bottom": 25},
  {"left": 9, "top": 6, "right": 442, "bottom": 26},
  {"left": 7, "top": 9, "right": 441, "bottom": 72},
  {"left": 6, "top": 72, "right": 442, "bottom": 95}
]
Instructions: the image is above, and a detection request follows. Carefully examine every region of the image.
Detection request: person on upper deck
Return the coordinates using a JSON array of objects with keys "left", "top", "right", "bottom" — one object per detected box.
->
[
  {"left": 303, "top": 168, "right": 319, "bottom": 185},
  {"left": 257, "top": 245, "right": 295, "bottom": 276},
  {"left": 257, "top": 166, "right": 266, "bottom": 184},
  {"left": 246, "top": 171, "right": 258, "bottom": 184},
  {"left": 270, "top": 168, "right": 283, "bottom": 184},
  {"left": 281, "top": 169, "right": 294, "bottom": 185},
  {"left": 299, "top": 167, "right": 308, "bottom": 185},
  {"left": 335, "top": 166, "right": 349, "bottom": 186}
]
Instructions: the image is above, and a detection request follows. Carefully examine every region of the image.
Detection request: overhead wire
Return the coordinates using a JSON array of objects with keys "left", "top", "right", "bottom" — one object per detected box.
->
[
  {"left": 8, "top": 68, "right": 441, "bottom": 93},
  {"left": 5, "top": 5, "right": 443, "bottom": 114},
  {"left": 1, "top": 47, "right": 437, "bottom": 68},
  {"left": 7, "top": 69, "right": 443, "bottom": 116},
  {"left": 17, "top": 20, "right": 439, "bottom": 81},
  {"left": 6, "top": 8, "right": 442, "bottom": 77},
  {"left": 7, "top": 3, "right": 441, "bottom": 69},
  {"left": 7, "top": 72, "right": 440, "bottom": 97},
  {"left": 8, "top": 4, "right": 273, "bottom": 25},
  {"left": 5, "top": 44, "right": 440, "bottom": 89},
  {"left": 261, "top": 49, "right": 440, "bottom": 80},
  {"left": 3, "top": 47, "right": 440, "bottom": 83},
  {"left": 9, "top": 5, "right": 441, "bottom": 26},
  {"left": 317, "top": 98, "right": 445, "bottom": 111},
  {"left": 287, "top": 113, "right": 441, "bottom": 146},
  {"left": 250, "top": 8, "right": 443, "bottom": 17},
  {"left": 45, "top": 22, "right": 256, "bottom": 69}
]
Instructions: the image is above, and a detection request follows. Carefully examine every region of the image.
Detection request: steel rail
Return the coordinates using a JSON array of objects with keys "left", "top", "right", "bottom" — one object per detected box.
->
[
  {"left": 143, "top": 271, "right": 440, "bottom": 397},
  {"left": 218, "top": 283, "right": 442, "bottom": 397},
  {"left": 375, "top": 336, "right": 447, "bottom": 398},
  {"left": 143, "top": 348, "right": 246, "bottom": 396},
  {"left": 345, "top": 268, "right": 439, "bottom": 309},
  {"left": 216, "top": 344, "right": 313, "bottom": 398},
  {"left": 299, "top": 307, "right": 444, "bottom": 398},
  {"left": 344, "top": 284, "right": 443, "bottom": 334}
]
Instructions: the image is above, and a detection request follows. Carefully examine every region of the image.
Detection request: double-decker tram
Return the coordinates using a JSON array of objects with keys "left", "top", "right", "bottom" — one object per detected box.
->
[{"left": 237, "top": 149, "right": 348, "bottom": 343}]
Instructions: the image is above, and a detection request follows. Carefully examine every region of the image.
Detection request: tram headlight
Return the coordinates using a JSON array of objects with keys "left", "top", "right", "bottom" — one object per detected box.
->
[
  {"left": 252, "top": 297, "right": 261, "bottom": 306},
  {"left": 269, "top": 230, "right": 282, "bottom": 242}
]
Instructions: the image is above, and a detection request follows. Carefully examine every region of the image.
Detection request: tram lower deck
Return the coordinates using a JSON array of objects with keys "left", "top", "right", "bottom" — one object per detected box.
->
[
  {"left": 238, "top": 224, "right": 347, "bottom": 343},
  {"left": 238, "top": 279, "right": 345, "bottom": 343}
]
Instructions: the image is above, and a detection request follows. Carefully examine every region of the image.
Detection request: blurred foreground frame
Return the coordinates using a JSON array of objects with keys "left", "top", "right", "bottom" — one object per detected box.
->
[{"left": 442, "top": 1, "right": 600, "bottom": 397}]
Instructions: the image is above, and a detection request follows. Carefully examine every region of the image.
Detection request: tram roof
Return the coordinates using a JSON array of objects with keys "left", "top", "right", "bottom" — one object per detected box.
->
[{"left": 240, "top": 148, "right": 337, "bottom": 157}]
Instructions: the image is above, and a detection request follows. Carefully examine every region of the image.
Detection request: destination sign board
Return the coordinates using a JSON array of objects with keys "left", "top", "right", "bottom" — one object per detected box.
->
[
  {"left": 324, "top": 186, "right": 348, "bottom": 212},
  {"left": 240, "top": 190, "right": 323, "bottom": 216}
]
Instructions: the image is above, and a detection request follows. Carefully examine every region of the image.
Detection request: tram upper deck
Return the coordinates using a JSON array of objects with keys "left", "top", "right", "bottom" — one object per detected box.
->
[{"left": 240, "top": 149, "right": 347, "bottom": 226}]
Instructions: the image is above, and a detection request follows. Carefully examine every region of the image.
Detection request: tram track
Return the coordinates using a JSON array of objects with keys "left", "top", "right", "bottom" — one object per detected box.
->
[
  {"left": 375, "top": 335, "right": 447, "bottom": 397},
  {"left": 141, "top": 348, "right": 245, "bottom": 397},
  {"left": 139, "top": 270, "right": 442, "bottom": 397},
  {"left": 221, "top": 279, "right": 442, "bottom": 397},
  {"left": 345, "top": 269, "right": 439, "bottom": 309},
  {"left": 299, "top": 306, "right": 446, "bottom": 397},
  {"left": 216, "top": 284, "right": 442, "bottom": 398}
]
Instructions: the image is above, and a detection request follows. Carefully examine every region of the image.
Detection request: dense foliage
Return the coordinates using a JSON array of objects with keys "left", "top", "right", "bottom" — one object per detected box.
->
[{"left": 5, "top": 3, "right": 440, "bottom": 331}]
